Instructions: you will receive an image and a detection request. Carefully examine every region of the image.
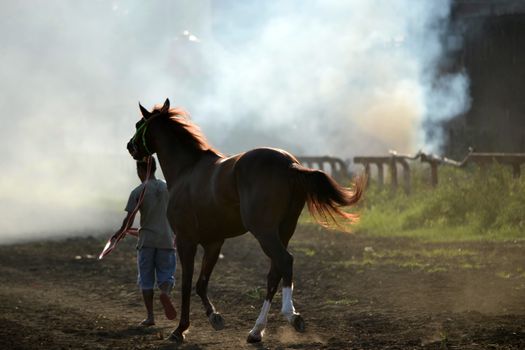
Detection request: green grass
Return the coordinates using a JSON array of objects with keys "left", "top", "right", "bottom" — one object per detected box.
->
[
  {"left": 245, "top": 286, "right": 265, "bottom": 300},
  {"left": 335, "top": 246, "right": 484, "bottom": 273},
  {"left": 292, "top": 247, "right": 317, "bottom": 257},
  {"left": 301, "top": 164, "right": 525, "bottom": 242},
  {"left": 355, "top": 164, "right": 525, "bottom": 242},
  {"left": 324, "top": 298, "right": 359, "bottom": 306}
]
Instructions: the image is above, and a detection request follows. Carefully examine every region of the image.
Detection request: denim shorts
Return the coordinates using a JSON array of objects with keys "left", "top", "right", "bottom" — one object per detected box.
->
[{"left": 137, "top": 247, "right": 176, "bottom": 290}]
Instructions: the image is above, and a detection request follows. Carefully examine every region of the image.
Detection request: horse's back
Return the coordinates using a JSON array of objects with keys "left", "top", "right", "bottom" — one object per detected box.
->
[{"left": 236, "top": 147, "right": 298, "bottom": 170}]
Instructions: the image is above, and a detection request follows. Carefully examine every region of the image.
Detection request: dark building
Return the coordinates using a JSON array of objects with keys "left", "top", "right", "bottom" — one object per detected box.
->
[{"left": 443, "top": 0, "right": 525, "bottom": 157}]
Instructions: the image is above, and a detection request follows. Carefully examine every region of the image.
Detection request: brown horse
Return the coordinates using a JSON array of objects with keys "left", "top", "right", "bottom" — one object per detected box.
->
[{"left": 127, "top": 98, "right": 365, "bottom": 344}]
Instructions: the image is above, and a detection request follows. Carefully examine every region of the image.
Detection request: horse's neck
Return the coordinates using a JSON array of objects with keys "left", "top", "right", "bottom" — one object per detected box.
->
[
  {"left": 156, "top": 146, "right": 199, "bottom": 184},
  {"left": 154, "top": 127, "right": 218, "bottom": 186}
]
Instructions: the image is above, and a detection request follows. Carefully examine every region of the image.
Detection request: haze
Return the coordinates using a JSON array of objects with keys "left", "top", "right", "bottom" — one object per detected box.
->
[{"left": 0, "top": 0, "right": 469, "bottom": 242}]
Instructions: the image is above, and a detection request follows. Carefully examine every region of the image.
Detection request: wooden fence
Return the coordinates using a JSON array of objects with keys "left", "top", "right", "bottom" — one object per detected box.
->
[
  {"left": 298, "top": 152, "right": 525, "bottom": 194},
  {"left": 296, "top": 156, "right": 351, "bottom": 184},
  {"left": 354, "top": 151, "right": 525, "bottom": 194}
]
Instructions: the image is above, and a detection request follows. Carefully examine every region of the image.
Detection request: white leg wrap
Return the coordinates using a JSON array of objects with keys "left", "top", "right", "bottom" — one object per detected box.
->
[
  {"left": 281, "top": 286, "right": 297, "bottom": 322},
  {"left": 249, "top": 300, "right": 271, "bottom": 338}
]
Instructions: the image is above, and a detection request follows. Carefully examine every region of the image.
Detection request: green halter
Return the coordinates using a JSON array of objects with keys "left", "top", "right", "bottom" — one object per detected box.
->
[{"left": 132, "top": 119, "right": 152, "bottom": 155}]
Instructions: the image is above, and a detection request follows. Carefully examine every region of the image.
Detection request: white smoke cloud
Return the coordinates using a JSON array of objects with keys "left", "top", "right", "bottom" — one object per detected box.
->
[
  {"left": 191, "top": 0, "right": 469, "bottom": 156},
  {"left": 0, "top": 0, "right": 469, "bottom": 242}
]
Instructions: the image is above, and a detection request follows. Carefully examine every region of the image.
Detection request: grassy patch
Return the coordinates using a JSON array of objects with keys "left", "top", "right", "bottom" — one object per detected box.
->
[
  {"left": 324, "top": 298, "right": 359, "bottom": 306},
  {"left": 300, "top": 164, "right": 525, "bottom": 242},
  {"left": 335, "top": 246, "right": 483, "bottom": 273},
  {"left": 292, "top": 247, "right": 317, "bottom": 257},
  {"left": 496, "top": 272, "right": 512, "bottom": 279},
  {"left": 245, "top": 287, "right": 265, "bottom": 300}
]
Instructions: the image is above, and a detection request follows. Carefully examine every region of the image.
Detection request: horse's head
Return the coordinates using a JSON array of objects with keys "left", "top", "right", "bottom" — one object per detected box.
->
[{"left": 127, "top": 98, "right": 170, "bottom": 160}]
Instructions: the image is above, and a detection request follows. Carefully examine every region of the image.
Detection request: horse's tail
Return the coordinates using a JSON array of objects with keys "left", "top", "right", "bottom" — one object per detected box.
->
[{"left": 291, "top": 163, "right": 366, "bottom": 227}]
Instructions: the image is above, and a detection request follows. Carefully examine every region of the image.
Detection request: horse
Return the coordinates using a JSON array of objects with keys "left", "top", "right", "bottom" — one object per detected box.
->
[{"left": 126, "top": 98, "right": 365, "bottom": 344}]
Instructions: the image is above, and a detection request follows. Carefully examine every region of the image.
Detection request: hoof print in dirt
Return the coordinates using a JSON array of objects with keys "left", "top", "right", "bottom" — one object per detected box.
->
[
  {"left": 291, "top": 314, "right": 305, "bottom": 332},
  {"left": 246, "top": 333, "right": 262, "bottom": 343},
  {"left": 209, "top": 312, "right": 225, "bottom": 331}
]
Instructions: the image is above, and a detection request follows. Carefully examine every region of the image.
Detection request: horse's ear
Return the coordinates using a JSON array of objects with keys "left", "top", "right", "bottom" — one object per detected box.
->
[
  {"left": 160, "top": 98, "right": 170, "bottom": 113},
  {"left": 139, "top": 102, "right": 152, "bottom": 119}
]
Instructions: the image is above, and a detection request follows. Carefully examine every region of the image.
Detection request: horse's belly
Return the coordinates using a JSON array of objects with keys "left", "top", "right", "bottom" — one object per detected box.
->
[
  {"left": 198, "top": 212, "right": 246, "bottom": 242},
  {"left": 169, "top": 207, "right": 246, "bottom": 244}
]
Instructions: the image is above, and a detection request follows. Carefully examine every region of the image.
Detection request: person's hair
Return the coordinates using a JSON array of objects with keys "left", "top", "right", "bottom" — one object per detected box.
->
[{"left": 136, "top": 157, "right": 156, "bottom": 174}]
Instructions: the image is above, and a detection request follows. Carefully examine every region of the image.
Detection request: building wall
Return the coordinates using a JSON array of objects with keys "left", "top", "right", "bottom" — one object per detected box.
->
[{"left": 444, "top": 1, "right": 525, "bottom": 157}]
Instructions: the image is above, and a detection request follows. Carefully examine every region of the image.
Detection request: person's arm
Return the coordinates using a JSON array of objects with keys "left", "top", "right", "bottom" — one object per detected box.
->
[
  {"left": 111, "top": 211, "right": 136, "bottom": 241},
  {"left": 113, "top": 186, "right": 141, "bottom": 240}
]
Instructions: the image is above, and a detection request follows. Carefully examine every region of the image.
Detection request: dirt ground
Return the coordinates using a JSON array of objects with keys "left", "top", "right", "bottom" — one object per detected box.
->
[{"left": 1, "top": 224, "right": 524, "bottom": 350}]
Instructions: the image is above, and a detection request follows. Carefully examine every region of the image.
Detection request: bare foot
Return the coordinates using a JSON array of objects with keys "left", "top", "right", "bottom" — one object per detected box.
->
[
  {"left": 159, "top": 292, "right": 177, "bottom": 320},
  {"left": 140, "top": 318, "right": 155, "bottom": 327}
]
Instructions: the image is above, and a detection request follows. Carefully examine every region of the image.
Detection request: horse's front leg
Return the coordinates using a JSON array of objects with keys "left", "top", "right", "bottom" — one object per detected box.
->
[
  {"left": 169, "top": 238, "right": 197, "bottom": 343},
  {"left": 196, "top": 240, "right": 225, "bottom": 330}
]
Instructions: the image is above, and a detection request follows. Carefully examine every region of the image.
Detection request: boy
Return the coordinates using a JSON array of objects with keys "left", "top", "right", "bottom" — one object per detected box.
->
[{"left": 113, "top": 157, "right": 176, "bottom": 326}]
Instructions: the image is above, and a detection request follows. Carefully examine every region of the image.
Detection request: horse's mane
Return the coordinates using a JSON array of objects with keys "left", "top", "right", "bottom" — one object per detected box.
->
[{"left": 151, "top": 105, "right": 223, "bottom": 157}]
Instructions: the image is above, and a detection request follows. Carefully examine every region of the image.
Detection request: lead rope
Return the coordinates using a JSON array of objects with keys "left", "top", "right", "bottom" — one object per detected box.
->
[{"left": 99, "top": 156, "right": 153, "bottom": 260}]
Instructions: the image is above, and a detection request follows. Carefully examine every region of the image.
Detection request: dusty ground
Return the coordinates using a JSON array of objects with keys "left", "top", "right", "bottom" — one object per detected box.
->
[{"left": 1, "top": 224, "right": 524, "bottom": 349}]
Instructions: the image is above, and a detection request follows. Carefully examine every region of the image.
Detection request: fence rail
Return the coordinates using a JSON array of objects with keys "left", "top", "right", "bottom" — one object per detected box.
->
[
  {"left": 296, "top": 156, "right": 351, "bottom": 184},
  {"left": 354, "top": 151, "right": 525, "bottom": 193},
  {"left": 297, "top": 151, "right": 525, "bottom": 194}
]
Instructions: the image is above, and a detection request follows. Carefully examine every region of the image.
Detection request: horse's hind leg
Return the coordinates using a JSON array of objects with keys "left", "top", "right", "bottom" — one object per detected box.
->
[
  {"left": 277, "top": 209, "right": 305, "bottom": 333},
  {"left": 248, "top": 260, "right": 280, "bottom": 343},
  {"left": 168, "top": 237, "right": 197, "bottom": 344},
  {"left": 196, "top": 240, "right": 225, "bottom": 330},
  {"left": 248, "top": 227, "right": 302, "bottom": 343}
]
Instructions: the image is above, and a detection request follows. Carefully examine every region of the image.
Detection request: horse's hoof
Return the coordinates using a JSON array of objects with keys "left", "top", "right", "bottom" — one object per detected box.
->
[
  {"left": 246, "top": 333, "right": 262, "bottom": 343},
  {"left": 168, "top": 331, "right": 185, "bottom": 344},
  {"left": 291, "top": 314, "right": 305, "bottom": 332},
  {"left": 209, "top": 312, "right": 225, "bottom": 331}
]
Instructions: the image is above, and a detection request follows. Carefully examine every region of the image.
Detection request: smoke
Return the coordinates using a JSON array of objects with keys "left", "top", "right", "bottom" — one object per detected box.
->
[
  {"left": 0, "top": 0, "right": 469, "bottom": 242},
  {"left": 191, "top": 0, "right": 470, "bottom": 156}
]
